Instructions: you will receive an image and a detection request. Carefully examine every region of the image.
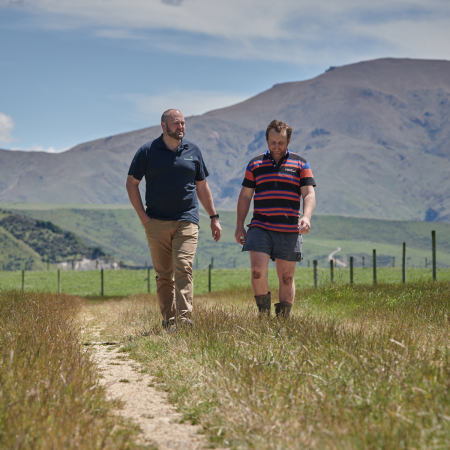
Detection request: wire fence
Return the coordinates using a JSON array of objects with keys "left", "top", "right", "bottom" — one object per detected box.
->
[{"left": 1, "top": 231, "right": 448, "bottom": 296}]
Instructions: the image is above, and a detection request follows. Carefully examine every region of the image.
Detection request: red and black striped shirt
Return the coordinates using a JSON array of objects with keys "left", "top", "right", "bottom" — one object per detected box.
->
[{"left": 242, "top": 149, "right": 316, "bottom": 233}]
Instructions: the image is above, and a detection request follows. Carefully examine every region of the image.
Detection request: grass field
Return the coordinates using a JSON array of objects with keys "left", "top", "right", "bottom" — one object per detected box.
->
[
  {"left": 85, "top": 281, "right": 450, "bottom": 449},
  {"left": 0, "top": 291, "right": 143, "bottom": 449},
  {"left": 1, "top": 266, "right": 449, "bottom": 296},
  {"left": 1, "top": 203, "right": 449, "bottom": 268}
]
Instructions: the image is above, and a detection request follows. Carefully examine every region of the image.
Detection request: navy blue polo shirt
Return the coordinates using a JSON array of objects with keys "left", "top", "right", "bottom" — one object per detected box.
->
[{"left": 128, "top": 135, "right": 209, "bottom": 225}]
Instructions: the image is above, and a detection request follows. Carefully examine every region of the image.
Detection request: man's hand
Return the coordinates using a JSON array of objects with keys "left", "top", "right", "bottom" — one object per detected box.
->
[
  {"left": 299, "top": 216, "right": 311, "bottom": 234},
  {"left": 300, "top": 185, "right": 315, "bottom": 235},
  {"left": 235, "top": 226, "right": 247, "bottom": 245},
  {"left": 126, "top": 175, "right": 152, "bottom": 228},
  {"left": 141, "top": 215, "right": 151, "bottom": 226},
  {"left": 211, "top": 218, "right": 222, "bottom": 242}
]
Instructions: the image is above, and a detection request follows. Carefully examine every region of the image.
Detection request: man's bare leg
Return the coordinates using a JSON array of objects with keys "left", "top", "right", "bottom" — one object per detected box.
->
[
  {"left": 250, "top": 251, "right": 271, "bottom": 314},
  {"left": 250, "top": 251, "right": 270, "bottom": 295},
  {"left": 274, "top": 259, "right": 297, "bottom": 317}
]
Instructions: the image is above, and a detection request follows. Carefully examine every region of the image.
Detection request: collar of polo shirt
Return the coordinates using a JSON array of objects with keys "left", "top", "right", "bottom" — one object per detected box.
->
[
  {"left": 158, "top": 134, "right": 188, "bottom": 152},
  {"left": 265, "top": 148, "right": 290, "bottom": 163}
]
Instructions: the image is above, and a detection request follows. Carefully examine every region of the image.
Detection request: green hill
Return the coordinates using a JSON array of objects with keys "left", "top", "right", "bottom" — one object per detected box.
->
[
  {"left": 1, "top": 204, "right": 449, "bottom": 269},
  {"left": 0, "top": 209, "right": 105, "bottom": 270}
]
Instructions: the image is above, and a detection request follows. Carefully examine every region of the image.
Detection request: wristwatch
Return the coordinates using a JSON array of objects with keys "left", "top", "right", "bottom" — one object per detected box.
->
[{"left": 210, "top": 214, "right": 219, "bottom": 219}]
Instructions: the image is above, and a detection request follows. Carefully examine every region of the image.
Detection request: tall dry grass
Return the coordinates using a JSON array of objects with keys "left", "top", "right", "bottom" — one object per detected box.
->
[
  {"left": 85, "top": 282, "right": 450, "bottom": 449},
  {"left": 0, "top": 291, "right": 142, "bottom": 449}
]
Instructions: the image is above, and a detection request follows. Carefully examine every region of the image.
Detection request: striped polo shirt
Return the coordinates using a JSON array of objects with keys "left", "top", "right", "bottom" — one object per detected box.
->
[{"left": 242, "top": 149, "right": 316, "bottom": 233}]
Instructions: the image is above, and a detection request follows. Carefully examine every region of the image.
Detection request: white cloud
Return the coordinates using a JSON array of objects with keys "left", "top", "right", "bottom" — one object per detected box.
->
[
  {"left": 8, "top": 145, "right": 64, "bottom": 153},
  {"left": 24, "top": 145, "right": 59, "bottom": 153},
  {"left": 0, "top": 111, "right": 65, "bottom": 152},
  {"left": 113, "top": 90, "right": 249, "bottom": 124},
  {"left": 0, "top": 112, "right": 15, "bottom": 144},
  {"left": 2, "top": 0, "right": 450, "bottom": 63}
]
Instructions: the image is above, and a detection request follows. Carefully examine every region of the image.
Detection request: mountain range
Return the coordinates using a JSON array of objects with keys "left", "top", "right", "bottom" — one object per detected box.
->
[{"left": 1, "top": 58, "right": 450, "bottom": 221}]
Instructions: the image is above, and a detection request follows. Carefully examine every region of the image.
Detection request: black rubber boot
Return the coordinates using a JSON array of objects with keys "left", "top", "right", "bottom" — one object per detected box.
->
[
  {"left": 275, "top": 302, "right": 292, "bottom": 319},
  {"left": 162, "top": 318, "right": 176, "bottom": 331},
  {"left": 255, "top": 292, "right": 271, "bottom": 316}
]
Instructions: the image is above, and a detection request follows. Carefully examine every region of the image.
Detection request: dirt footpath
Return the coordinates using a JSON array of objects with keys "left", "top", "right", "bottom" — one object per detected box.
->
[{"left": 92, "top": 343, "right": 207, "bottom": 450}]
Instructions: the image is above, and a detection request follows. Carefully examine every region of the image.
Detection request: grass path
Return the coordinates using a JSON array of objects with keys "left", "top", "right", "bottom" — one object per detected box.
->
[
  {"left": 0, "top": 291, "right": 144, "bottom": 450},
  {"left": 82, "top": 304, "right": 214, "bottom": 450}
]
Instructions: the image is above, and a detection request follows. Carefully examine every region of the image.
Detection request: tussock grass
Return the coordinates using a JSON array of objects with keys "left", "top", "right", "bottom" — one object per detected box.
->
[
  {"left": 87, "top": 282, "right": 450, "bottom": 449},
  {"left": 0, "top": 291, "right": 142, "bottom": 449}
]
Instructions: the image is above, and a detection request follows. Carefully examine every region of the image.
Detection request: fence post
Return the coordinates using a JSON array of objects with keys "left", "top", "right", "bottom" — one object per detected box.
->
[
  {"left": 373, "top": 249, "right": 377, "bottom": 284},
  {"left": 208, "top": 264, "right": 212, "bottom": 293},
  {"left": 58, "top": 269, "right": 61, "bottom": 294},
  {"left": 101, "top": 268, "right": 104, "bottom": 296},
  {"left": 22, "top": 269, "right": 25, "bottom": 291},
  {"left": 393, "top": 257, "right": 395, "bottom": 268},
  {"left": 313, "top": 260, "right": 318, "bottom": 287},
  {"left": 330, "top": 259, "right": 334, "bottom": 283},
  {"left": 350, "top": 257, "right": 354, "bottom": 284},
  {"left": 147, "top": 268, "right": 150, "bottom": 294},
  {"left": 402, "top": 242, "right": 406, "bottom": 284},
  {"left": 362, "top": 256, "right": 365, "bottom": 268},
  {"left": 425, "top": 257, "right": 427, "bottom": 268},
  {"left": 432, "top": 230, "right": 436, "bottom": 281},
  {"left": 196, "top": 258, "right": 198, "bottom": 270}
]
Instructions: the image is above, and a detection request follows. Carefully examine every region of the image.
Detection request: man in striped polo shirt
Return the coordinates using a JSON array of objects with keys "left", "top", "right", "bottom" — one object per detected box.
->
[{"left": 235, "top": 120, "right": 316, "bottom": 318}]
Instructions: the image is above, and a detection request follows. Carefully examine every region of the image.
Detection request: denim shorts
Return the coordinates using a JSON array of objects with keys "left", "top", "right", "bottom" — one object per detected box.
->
[{"left": 242, "top": 226, "right": 303, "bottom": 262}]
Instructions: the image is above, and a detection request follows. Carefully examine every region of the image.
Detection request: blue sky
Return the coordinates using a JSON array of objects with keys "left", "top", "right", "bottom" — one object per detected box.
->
[{"left": 1, "top": 0, "right": 449, "bottom": 152}]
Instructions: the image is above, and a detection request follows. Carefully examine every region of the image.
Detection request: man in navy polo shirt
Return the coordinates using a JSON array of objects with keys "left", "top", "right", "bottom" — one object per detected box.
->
[
  {"left": 234, "top": 119, "right": 316, "bottom": 318},
  {"left": 126, "top": 109, "right": 222, "bottom": 328}
]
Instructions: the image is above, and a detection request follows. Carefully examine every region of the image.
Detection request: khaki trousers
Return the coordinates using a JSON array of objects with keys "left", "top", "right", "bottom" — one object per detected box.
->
[{"left": 144, "top": 218, "right": 198, "bottom": 321}]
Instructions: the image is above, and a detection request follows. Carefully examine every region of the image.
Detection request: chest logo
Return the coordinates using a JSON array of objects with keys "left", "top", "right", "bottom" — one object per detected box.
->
[
  {"left": 285, "top": 168, "right": 296, "bottom": 173},
  {"left": 184, "top": 156, "right": 194, "bottom": 161}
]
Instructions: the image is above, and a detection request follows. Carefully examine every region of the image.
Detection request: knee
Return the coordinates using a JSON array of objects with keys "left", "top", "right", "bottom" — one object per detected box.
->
[
  {"left": 282, "top": 274, "right": 293, "bottom": 285},
  {"left": 252, "top": 269, "right": 263, "bottom": 280}
]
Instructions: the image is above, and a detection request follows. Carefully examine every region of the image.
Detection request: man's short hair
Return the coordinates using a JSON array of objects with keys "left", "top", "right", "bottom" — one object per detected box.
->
[
  {"left": 161, "top": 109, "right": 179, "bottom": 124},
  {"left": 265, "top": 119, "right": 293, "bottom": 141}
]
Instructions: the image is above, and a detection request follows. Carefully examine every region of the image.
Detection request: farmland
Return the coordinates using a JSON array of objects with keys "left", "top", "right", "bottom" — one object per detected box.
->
[
  {"left": 2, "top": 274, "right": 450, "bottom": 449},
  {"left": 84, "top": 281, "right": 450, "bottom": 449},
  {"left": 1, "top": 203, "right": 450, "bottom": 269},
  {"left": 1, "top": 266, "right": 450, "bottom": 296}
]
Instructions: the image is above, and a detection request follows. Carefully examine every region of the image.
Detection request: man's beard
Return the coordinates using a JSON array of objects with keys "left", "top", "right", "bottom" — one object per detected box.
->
[{"left": 166, "top": 128, "right": 185, "bottom": 140}]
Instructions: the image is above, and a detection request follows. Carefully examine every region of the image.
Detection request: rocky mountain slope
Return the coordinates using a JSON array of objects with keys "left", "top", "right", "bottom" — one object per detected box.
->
[{"left": 1, "top": 58, "right": 450, "bottom": 221}]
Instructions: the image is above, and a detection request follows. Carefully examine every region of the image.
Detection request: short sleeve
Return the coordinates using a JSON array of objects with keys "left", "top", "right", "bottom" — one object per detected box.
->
[
  {"left": 242, "top": 162, "right": 256, "bottom": 189},
  {"left": 300, "top": 161, "right": 316, "bottom": 187},
  {"left": 195, "top": 153, "right": 209, "bottom": 181},
  {"left": 128, "top": 147, "right": 147, "bottom": 181}
]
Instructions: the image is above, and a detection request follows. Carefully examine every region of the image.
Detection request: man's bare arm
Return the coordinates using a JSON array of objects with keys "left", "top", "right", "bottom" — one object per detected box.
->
[
  {"left": 195, "top": 179, "right": 222, "bottom": 242},
  {"left": 235, "top": 187, "right": 254, "bottom": 245},
  {"left": 126, "top": 175, "right": 150, "bottom": 226},
  {"left": 299, "top": 185, "right": 316, "bottom": 234}
]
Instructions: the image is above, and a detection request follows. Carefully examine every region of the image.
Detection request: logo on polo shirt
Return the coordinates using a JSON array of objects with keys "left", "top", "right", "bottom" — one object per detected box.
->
[
  {"left": 184, "top": 156, "right": 194, "bottom": 161},
  {"left": 285, "top": 168, "right": 296, "bottom": 173}
]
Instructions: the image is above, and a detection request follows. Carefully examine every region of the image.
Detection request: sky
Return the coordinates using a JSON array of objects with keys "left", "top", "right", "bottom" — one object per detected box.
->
[{"left": 0, "top": 0, "right": 449, "bottom": 152}]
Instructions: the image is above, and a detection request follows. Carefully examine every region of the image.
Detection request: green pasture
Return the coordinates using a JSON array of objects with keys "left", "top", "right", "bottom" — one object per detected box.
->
[
  {"left": 1, "top": 266, "right": 449, "bottom": 296},
  {"left": 1, "top": 203, "right": 449, "bottom": 268}
]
